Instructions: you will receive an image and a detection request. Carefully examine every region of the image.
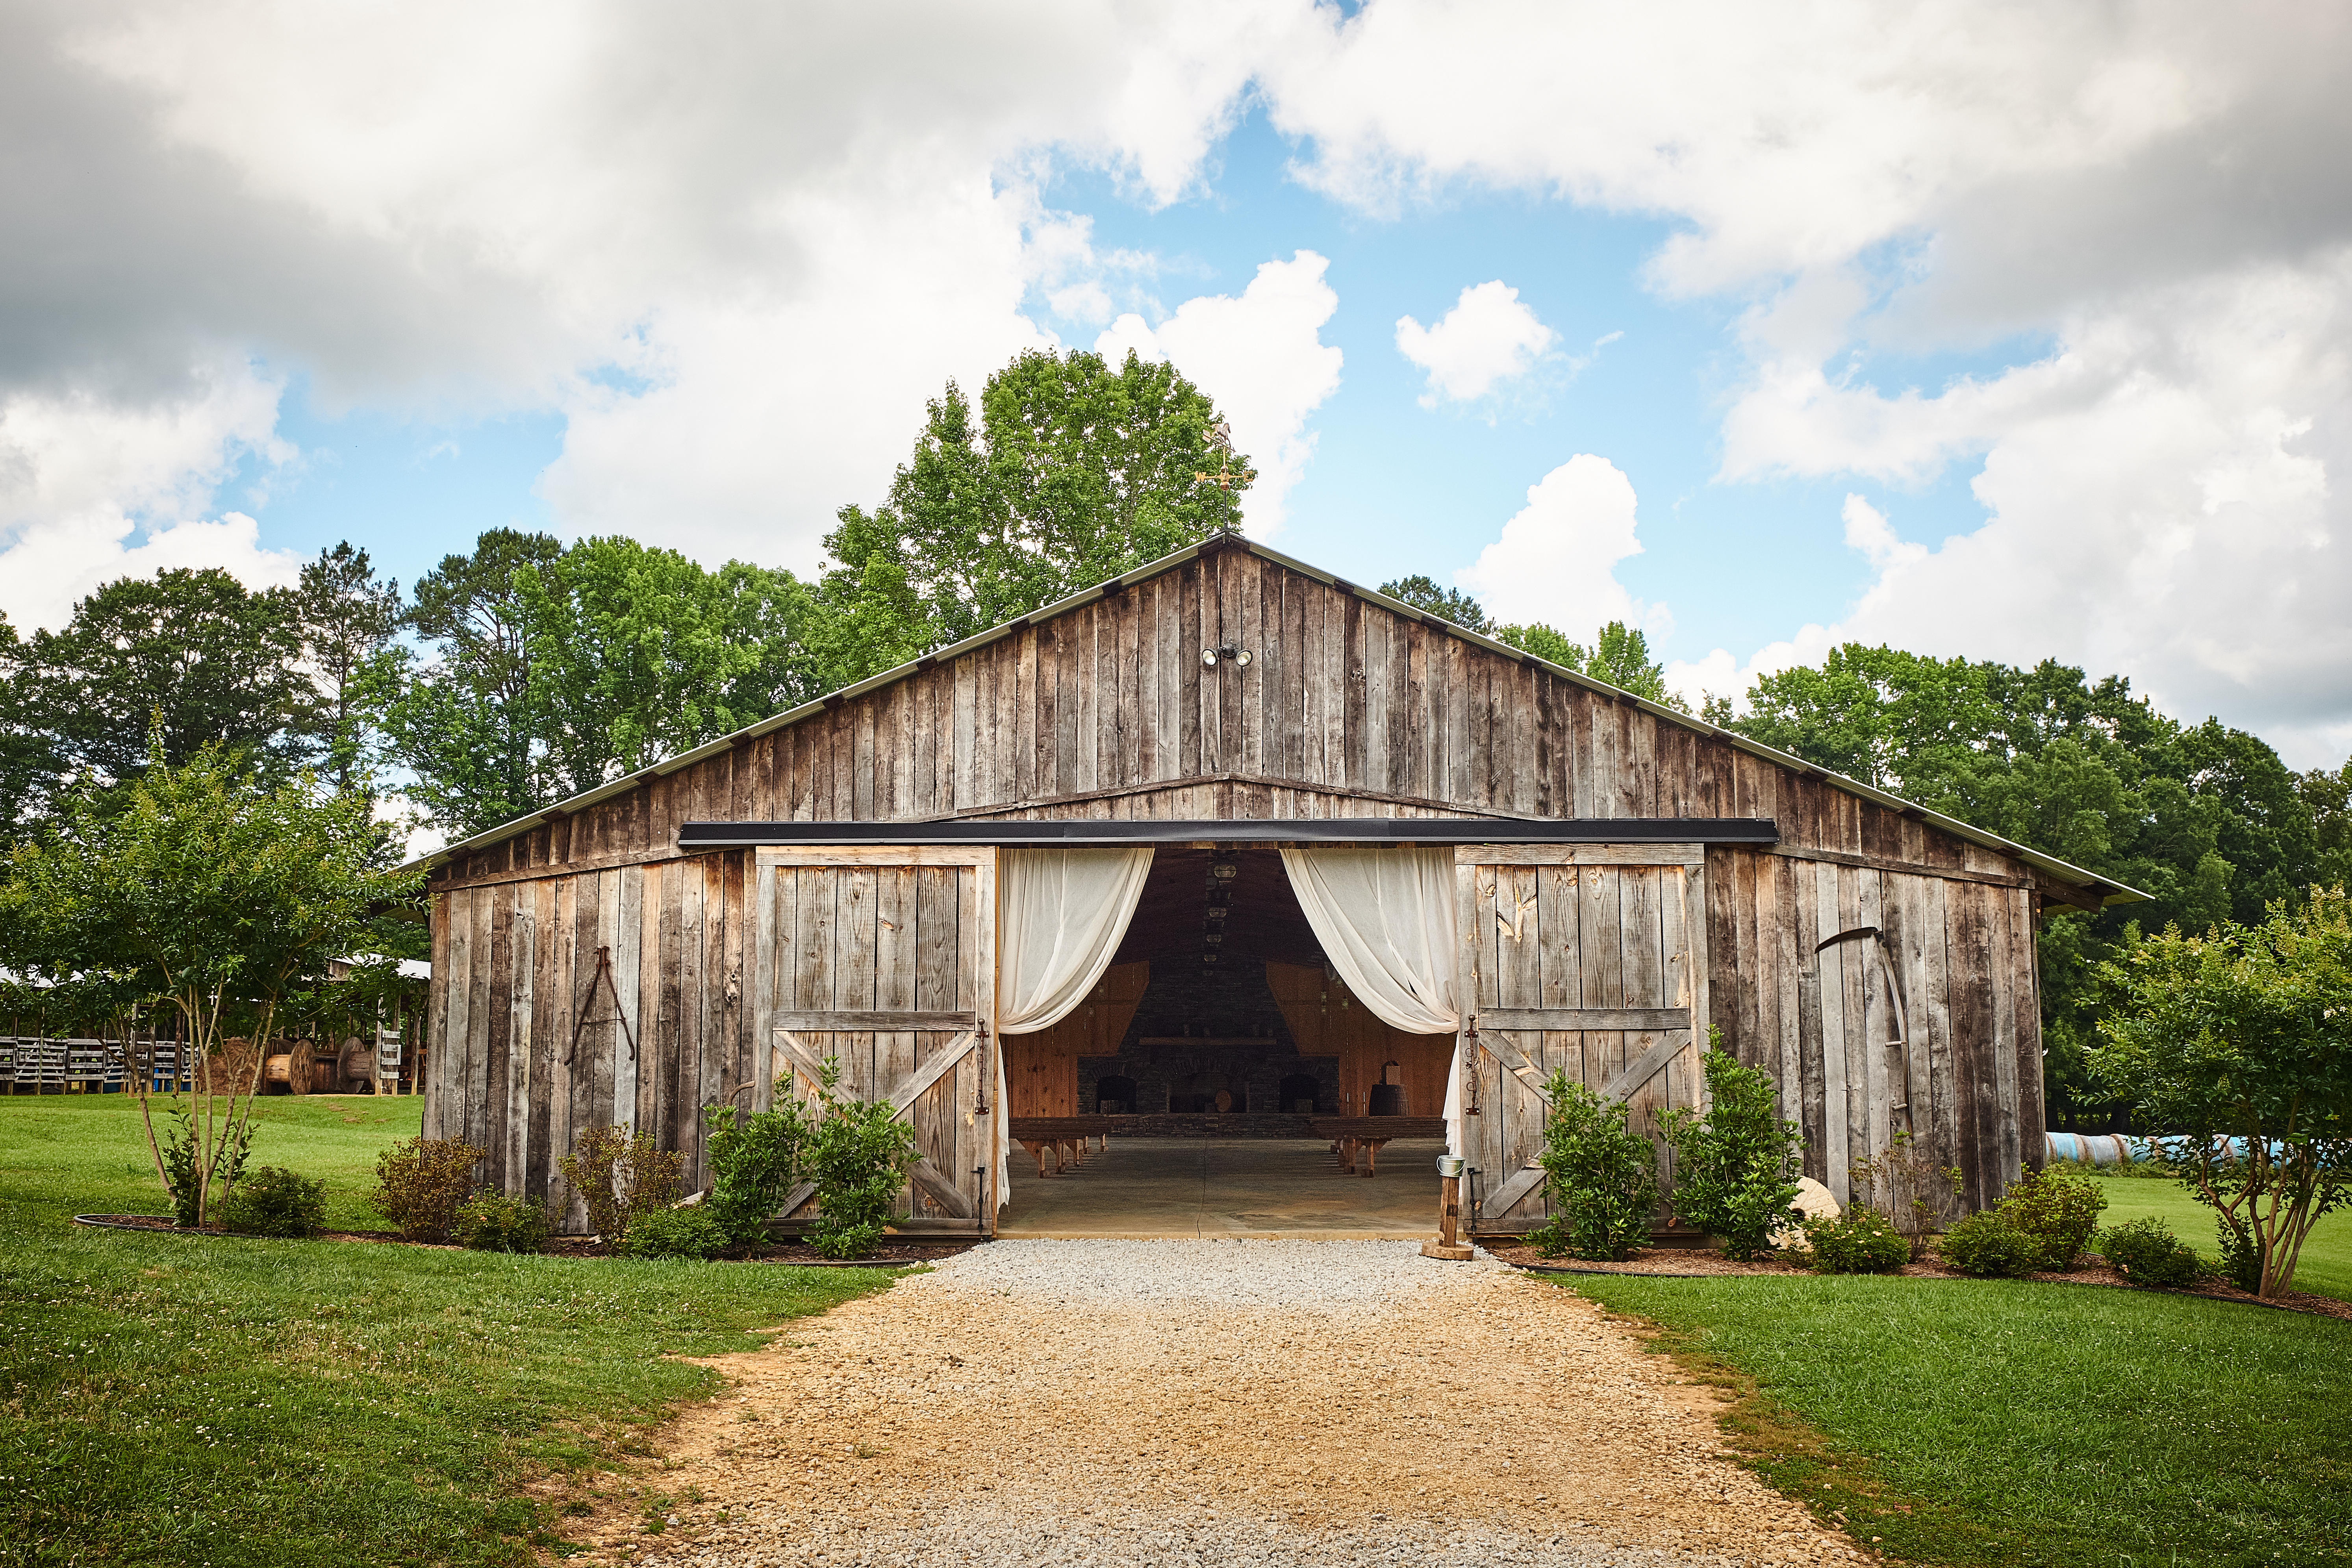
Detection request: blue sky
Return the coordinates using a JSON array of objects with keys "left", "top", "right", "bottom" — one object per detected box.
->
[
  {"left": 6, "top": 4, "right": 2350, "bottom": 762},
  {"left": 230, "top": 103, "right": 2014, "bottom": 677}
]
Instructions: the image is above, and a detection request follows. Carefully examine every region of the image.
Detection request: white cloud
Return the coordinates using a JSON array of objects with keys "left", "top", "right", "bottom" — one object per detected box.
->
[
  {"left": 10, "top": 1, "right": 1327, "bottom": 573},
  {"left": 1256, "top": 4, "right": 2352, "bottom": 762},
  {"left": 0, "top": 357, "right": 302, "bottom": 629},
  {"left": 1394, "top": 280, "right": 1555, "bottom": 406},
  {"left": 1094, "top": 252, "right": 1344, "bottom": 536},
  {"left": 1454, "top": 454, "right": 1666, "bottom": 638}
]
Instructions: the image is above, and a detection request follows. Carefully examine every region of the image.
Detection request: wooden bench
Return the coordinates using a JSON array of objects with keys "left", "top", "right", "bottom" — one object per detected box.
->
[
  {"left": 1309, "top": 1116, "right": 1446, "bottom": 1177},
  {"left": 1007, "top": 1116, "right": 1114, "bottom": 1176}
]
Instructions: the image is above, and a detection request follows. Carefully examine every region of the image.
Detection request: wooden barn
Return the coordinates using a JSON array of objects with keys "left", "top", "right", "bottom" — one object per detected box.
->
[{"left": 413, "top": 535, "right": 2140, "bottom": 1237}]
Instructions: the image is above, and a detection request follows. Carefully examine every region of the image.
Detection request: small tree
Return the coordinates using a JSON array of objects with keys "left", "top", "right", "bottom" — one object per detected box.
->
[
  {"left": 1527, "top": 1071, "right": 1659, "bottom": 1260},
  {"left": 1658, "top": 1036, "right": 1805, "bottom": 1259},
  {"left": 2092, "top": 889, "right": 2352, "bottom": 1297},
  {"left": 0, "top": 743, "right": 422, "bottom": 1225}
]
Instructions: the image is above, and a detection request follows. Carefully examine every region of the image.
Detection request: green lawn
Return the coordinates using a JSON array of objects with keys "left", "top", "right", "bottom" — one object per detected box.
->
[
  {"left": 0, "top": 1094, "right": 896, "bottom": 1567},
  {"left": 1567, "top": 1272, "right": 2351, "bottom": 1568},
  {"left": 2084, "top": 1168, "right": 2352, "bottom": 1303}
]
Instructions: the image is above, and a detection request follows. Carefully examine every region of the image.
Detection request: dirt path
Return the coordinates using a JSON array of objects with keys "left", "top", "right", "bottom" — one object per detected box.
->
[{"left": 563, "top": 1241, "right": 1865, "bottom": 1567}]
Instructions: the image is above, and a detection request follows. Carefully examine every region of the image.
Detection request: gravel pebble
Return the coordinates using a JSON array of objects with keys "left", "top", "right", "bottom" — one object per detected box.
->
[{"left": 568, "top": 1240, "right": 1864, "bottom": 1568}]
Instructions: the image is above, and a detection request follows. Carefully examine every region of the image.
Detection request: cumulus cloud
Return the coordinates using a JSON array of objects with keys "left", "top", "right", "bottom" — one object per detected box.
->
[
  {"left": 12, "top": 0, "right": 2352, "bottom": 764},
  {"left": 7, "top": 0, "right": 1325, "bottom": 574},
  {"left": 1095, "top": 252, "right": 1344, "bottom": 536},
  {"left": 0, "top": 356, "right": 302, "bottom": 628},
  {"left": 1453, "top": 454, "right": 1666, "bottom": 638},
  {"left": 1257, "top": 2, "right": 2352, "bottom": 762},
  {"left": 1394, "top": 280, "right": 1555, "bottom": 406}
]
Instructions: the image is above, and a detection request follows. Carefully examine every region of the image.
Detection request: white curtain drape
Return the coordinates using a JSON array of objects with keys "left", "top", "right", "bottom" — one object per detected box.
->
[
  {"left": 1279, "top": 845, "right": 1467, "bottom": 1153},
  {"left": 991, "top": 847, "right": 1153, "bottom": 1208}
]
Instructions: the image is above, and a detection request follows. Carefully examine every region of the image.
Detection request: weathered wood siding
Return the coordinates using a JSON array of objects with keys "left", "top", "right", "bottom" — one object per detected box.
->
[{"left": 426, "top": 543, "right": 2048, "bottom": 1218}]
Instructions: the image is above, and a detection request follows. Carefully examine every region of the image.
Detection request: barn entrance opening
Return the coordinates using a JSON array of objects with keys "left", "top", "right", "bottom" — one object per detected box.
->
[{"left": 996, "top": 845, "right": 1447, "bottom": 1237}]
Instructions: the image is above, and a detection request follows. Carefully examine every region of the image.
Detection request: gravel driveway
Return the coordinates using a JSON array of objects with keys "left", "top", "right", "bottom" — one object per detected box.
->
[{"left": 567, "top": 1241, "right": 1865, "bottom": 1567}]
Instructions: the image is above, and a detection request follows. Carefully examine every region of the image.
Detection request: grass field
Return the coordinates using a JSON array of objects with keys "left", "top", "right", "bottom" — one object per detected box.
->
[
  {"left": 1568, "top": 1271, "right": 2352, "bottom": 1568},
  {"left": 0, "top": 1094, "right": 897, "bottom": 1567},
  {"left": 2085, "top": 1167, "right": 2352, "bottom": 1302}
]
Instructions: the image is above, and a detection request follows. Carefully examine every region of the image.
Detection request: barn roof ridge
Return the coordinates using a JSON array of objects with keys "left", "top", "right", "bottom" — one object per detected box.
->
[{"left": 409, "top": 533, "right": 2146, "bottom": 905}]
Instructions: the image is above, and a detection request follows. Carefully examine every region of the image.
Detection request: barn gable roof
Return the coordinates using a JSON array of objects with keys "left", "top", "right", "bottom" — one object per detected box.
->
[{"left": 410, "top": 534, "right": 2145, "bottom": 905}]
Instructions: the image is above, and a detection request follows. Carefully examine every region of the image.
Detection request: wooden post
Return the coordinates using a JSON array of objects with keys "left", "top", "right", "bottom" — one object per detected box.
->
[{"left": 1421, "top": 1173, "right": 1473, "bottom": 1261}]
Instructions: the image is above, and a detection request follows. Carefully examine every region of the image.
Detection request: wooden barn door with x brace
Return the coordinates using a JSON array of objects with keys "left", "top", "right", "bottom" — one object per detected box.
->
[
  {"left": 752, "top": 846, "right": 997, "bottom": 1231},
  {"left": 1457, "top": 843, "right": 1711, "bottom": 1234}
]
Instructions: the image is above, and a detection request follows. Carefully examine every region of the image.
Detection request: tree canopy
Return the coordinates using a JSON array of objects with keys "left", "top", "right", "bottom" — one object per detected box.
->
[{"left": 816, "top": 349, "right": 1247, "bottom": 684}]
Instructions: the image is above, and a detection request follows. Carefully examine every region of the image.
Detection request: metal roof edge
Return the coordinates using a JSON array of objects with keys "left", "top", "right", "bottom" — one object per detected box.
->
[{"left": 402, "top": 532, "right": 2146, "bottom": 904}]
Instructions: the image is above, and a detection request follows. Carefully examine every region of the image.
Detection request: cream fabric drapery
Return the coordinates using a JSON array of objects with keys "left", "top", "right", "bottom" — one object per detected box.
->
[
  {"left": 990, "top": 847, "right": 1154, "bottom": 1209},
  {"left": 1278, "top": 845, "right": 1467, "bottom": 1153}
]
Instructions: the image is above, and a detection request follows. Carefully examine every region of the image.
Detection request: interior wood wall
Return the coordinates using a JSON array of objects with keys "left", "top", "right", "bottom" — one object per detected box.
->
[
  {"left": 1000, "top": 962, "right": 1148, "bottom": 1118},
  {"left": 426, "top": 543, "right": 2050, "bottom": 1218},
  {"left": 1264, "top": 962, "right": 1455, "bottom": 1119}
]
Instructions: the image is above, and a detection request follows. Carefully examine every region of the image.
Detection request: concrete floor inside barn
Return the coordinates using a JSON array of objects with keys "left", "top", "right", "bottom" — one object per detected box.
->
[{"left": 993, "top": 1134, "right": 1447, "bottom": 1238}]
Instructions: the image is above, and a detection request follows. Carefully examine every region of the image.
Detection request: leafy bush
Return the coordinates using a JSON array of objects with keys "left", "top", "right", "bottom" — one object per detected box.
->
[
  {"left": 560, "top": 1127, "right": 685, "bottom": 1247},
  {"left": 449, "top": 1191, "right": 551, "bottom": 1253},
  {"left": 615, "top": 1204, "right": 728, "bottom": 1261},
  {"left": 1527, "top": 1070, "right": 1659, "bottom": 1261},
  {"left": 1849, "top": 1128, "right": 1965, "bottom": 1259},
  {"left": 2099, "top": 1217, "right": 2208, "bottom": 1288},
  {"left": 216, "top": 1165, "right": 326, "bottom": 1238},
  {"left": 705, "top": 1103, "right": 807, "bottom": 1246},
  {"left": 796, "top": 1061, "right": 922, "bottom": 1260},
  {"left": 1796, "top": 1206, "right": 1910, "bottom": 1274},
  {"left": 2216, "top": 1216, "right": 2263, "bottom": 1293},
  {"left": 160, "top": 1101, "right": 254, "bottom": 1227},
  {"left": 1937, "top": 1209, "right": 2043, "bottom": 1278},
  {"left": 1996, "top": 1164, "right": 2108, "bottom": 1270},
  {"left": 1658, "top": 1036, "right": 1803, "bottom": 1260},
  {"left": 372, "top": 1137, "right": 484, "bottom": 1241}
]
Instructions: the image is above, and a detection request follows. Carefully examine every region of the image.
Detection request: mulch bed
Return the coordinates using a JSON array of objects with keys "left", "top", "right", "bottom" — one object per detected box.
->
[
  {"left": 1485, "top": 1238, "right": 2352, "bottom": 1321},
  {"left": 69, "top": 1214, "right": 976, "bottom": 1267}
]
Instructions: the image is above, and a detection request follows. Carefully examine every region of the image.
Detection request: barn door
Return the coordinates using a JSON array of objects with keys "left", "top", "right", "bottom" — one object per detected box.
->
[
  {"left": 753, "top": 847, "right": 996, "bottom": 1231},
  {"left": 1457, "top": 844, "right": 1710, "bottom": 1233}
]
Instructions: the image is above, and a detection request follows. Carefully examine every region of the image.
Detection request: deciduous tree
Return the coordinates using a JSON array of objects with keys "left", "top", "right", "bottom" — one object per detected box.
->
[
  {"left": 2093, "top": 890, "right": 2352, "bottom": 1297},
  {"left": 0, "top": 742, "right": 423, "bottom": 1224},
  {"left": 816, "top": 351, "right": 1245, "bottom": 684}
]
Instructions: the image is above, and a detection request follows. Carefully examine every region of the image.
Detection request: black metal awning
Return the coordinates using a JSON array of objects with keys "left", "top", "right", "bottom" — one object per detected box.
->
[{"left": 675, "top": 817, "right": 1780, "bottom": 851}]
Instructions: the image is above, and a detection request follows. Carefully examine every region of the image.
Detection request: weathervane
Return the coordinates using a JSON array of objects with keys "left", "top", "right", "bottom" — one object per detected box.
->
[{"left": 1193, "top": 420, "right": 1255, "bottom": 493}]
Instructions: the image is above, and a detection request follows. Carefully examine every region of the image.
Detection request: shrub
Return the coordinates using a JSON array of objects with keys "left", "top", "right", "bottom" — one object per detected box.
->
[
  {"left": 372, "top": 1137, "right": 484, "bottom": 1241},
  {"left": 217, "top": 1165, "right": 326, "bottom": 1238},
  {"left": 1797, "top": 1206, "right": 1910, "bottom": 1274},
  {"left": 1937, "top": 1209, "right": 2042, "bottom": 1278},
  {"left": 560, "top": 1127, "right": 685, "bottom": 1247},
  {"left": 1996, "top": 1164, "right": 2108, "bottom": 1270},
  {"left": 449, "top": 1191, "right": 552, "bottom": 1253},
  {"left": 1528, "top": 1070, "right": 1659, "bottom": 1261},
  {"left": 2216, "top": 1216, "right": 2264, "bottom": 1294},
  {"left": 796, "top": 1061, "right": 921, "bottom": 1260},
  {"left": 1658, "top": 1036, "right": 1804, "bottom": 1260},
  {"left": 615, "top": 1204, "right": 728, "bottom": 1261},
  {"left": 2099, "top": 1217, "right": 2208, "bottom": 1288},
  {"left": 160, "top": 1101, "right": 253, "bottom": 1227},
  {"left": 705, "top": 1103, "right": 807, "bottom": 1246},
  {"left": 1849, "top": 1129, "right": 1965, "bottom": 1259}
]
